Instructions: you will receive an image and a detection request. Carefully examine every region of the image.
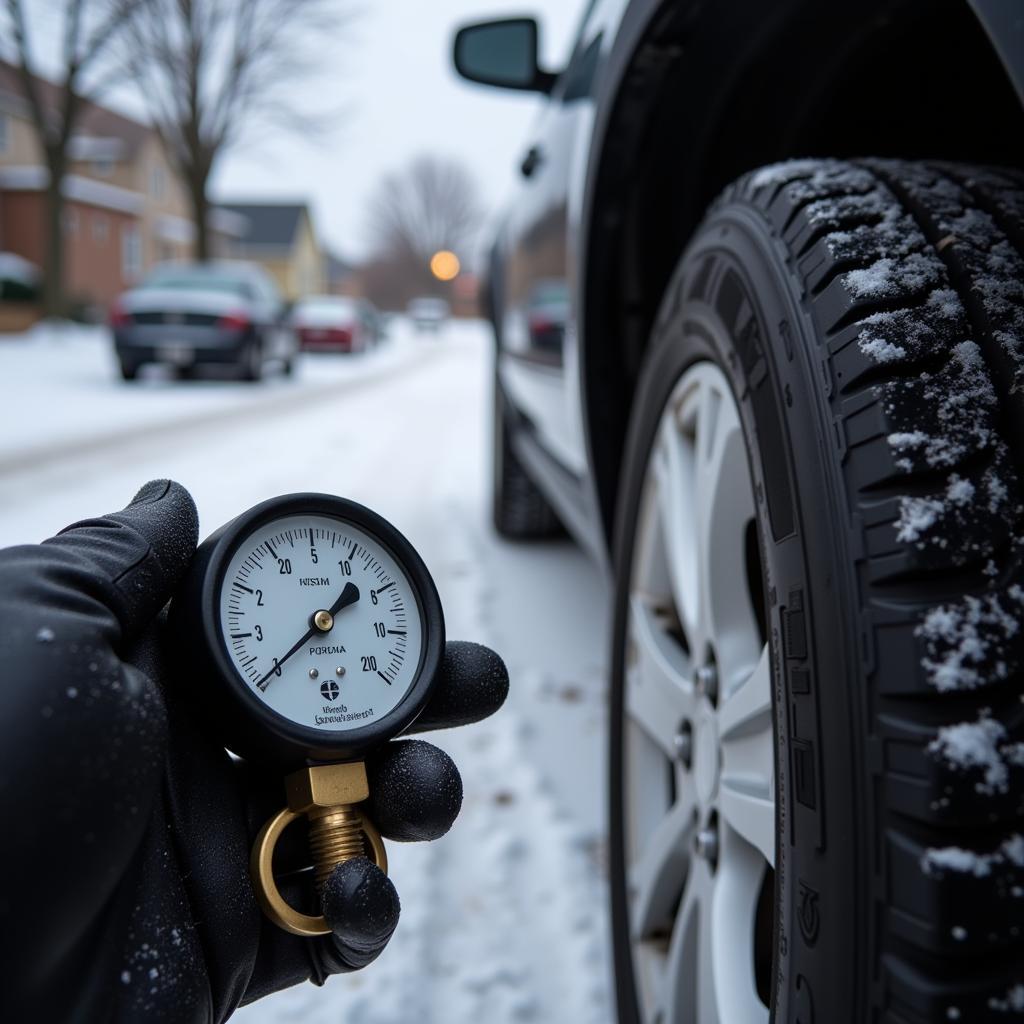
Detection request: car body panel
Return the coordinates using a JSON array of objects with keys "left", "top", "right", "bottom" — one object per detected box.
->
[
  {"left": 495, "top": 0, "right": 613, "bottom": 493},
  {"left": 471, "top": 0, "right": 1024, "bottom": 567}
]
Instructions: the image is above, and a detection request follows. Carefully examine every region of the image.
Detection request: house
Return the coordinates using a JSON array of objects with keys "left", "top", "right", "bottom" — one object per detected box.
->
[
  {"left": 0, "top": 60, "right": 242, "bottom": 311},
  {"left": 325, "top": 251, "right": 358, "bottom": 296},
  {"left": 219, "top": 202, "right": 325, "bottom": 301},
  {"left": 0, "top": 165, "right": 143, "bottom": 313}
]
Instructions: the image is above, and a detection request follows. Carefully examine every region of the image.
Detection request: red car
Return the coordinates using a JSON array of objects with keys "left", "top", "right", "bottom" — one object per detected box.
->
[{"left": 291, "top": 296, "right": 378, "bottom": 353}]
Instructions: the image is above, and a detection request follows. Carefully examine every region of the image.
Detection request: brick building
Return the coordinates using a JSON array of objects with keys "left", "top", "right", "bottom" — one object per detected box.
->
[{"left": 0, "top": 60, "right": 243, "bottom": 310}]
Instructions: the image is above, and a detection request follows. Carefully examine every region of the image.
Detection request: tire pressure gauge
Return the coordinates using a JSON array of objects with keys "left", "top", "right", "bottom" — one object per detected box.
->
[{"left": 171, "top": 493, "right": 444, "bottom": 937}]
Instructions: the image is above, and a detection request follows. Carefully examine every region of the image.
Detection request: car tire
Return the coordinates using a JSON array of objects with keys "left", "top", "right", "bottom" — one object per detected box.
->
[
  {"left": 492, "top": 376, "right": 563, "bottom": 539},
  {"left": 609, "top": 160, "right": 1024, "bottom": 1024},
  {"left": 118, "top": 360, "right": 138, "bottom": 381},
  {"left": 241, "top": 341, "right": 263, "bottom": 382}
]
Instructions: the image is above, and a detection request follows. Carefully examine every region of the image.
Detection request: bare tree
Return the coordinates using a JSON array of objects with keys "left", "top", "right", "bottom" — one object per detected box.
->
[
  {"left": 3, "top": 0, "right": 142, "bottom": 316},
  {"left": 122, "top": 0, "right": 342, "bottom": 260},
  {"left": 368, "top": 155, "right": 483, "bottom": 267},
  {"left": 365, "top": 155, "right": 483, "bottom": 307}
]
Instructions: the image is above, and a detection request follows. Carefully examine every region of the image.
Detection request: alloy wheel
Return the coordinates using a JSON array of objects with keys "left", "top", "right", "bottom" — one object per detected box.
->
[{"left": 623, "top": 359, "right": 774, "bottom": 1023}]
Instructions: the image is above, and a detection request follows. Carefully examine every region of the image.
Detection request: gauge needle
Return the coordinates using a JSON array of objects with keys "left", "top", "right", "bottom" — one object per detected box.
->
[{"left": 255, "top": 582, "right": 359, "bottom": 691}]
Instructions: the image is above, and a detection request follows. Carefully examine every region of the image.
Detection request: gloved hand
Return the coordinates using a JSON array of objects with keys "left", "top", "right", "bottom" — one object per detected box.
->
[{"left": 0, "top": 480, "right": 508, "bottom": 1023}]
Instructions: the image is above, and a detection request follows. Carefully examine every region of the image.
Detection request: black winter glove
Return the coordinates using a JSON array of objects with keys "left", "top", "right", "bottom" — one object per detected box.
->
[{"left": 0, "top": 480, "right": 508, "bottom": 1022}]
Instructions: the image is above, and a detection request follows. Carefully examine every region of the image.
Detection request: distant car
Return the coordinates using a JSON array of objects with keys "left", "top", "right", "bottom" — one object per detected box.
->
[
  {"left": 291, "top": 295, "right": 378, "bottom": 353},
  {"left": 407, "top": 296, "right": 449, "bottom": 332},
  {"left": 110, "top": 262, "right": 297, "bottom": 381}
]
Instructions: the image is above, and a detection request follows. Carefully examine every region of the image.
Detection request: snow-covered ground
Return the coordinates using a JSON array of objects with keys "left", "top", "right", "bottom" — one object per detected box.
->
[
  {"left": 0, "top": 320, "right": 431, "bottom": 474},
  {"left": 0, "top": 320, "right": 614, "bottom": 1023}
]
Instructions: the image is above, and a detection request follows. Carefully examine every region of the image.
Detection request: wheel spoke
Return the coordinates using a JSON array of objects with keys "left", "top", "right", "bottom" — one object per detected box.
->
[
  {"left": 629, "top": 794, "right": 697, "bottom": 940},
  {"left": 720, "top": 646, "right": 775, "bottom": 867},
  {"left": 719, "top": 645, "right": 772, "bottom": 744},
  {"left": 718, "top": 780, "right": 776, "bottom": 870},
  {"left": 626, "top": 595, "right": 696, "bottom": 757},
  {"left": 652, "top": 412, "right": 702, "bottom": 657},
  {"left": 661, "top": 858, "right": 710, "bottom": 1024},
  {"left": 694, "top": 384, "right": 761, "bottom": 687},
  {"left": 696, "top": 869, "right": 720, "bottom": 1024},
  {"left": 711, "top": 832, "right": 771, "bottom": 1023}
]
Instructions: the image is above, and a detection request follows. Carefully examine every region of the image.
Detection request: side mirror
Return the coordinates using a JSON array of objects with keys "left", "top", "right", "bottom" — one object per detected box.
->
[{"left": 453, "top": 17, "right": 555, "bottom": 94}]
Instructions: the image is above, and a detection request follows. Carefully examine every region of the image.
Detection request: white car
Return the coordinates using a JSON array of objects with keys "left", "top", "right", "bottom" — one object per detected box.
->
[{"left": 407, "top": 296, "right": 449, "bottom": 332}]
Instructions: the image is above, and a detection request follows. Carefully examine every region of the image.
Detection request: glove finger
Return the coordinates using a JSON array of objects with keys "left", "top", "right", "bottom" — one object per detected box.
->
[
  {"left": 46, "top": 479, "right": 199, "bottom": 645},
  {"left": 245, "top": 859, "right": 399, "bottom": 999},
  {"left": 408, "top": 640, "right": 509, "bottom": 734},
  {"left": 321, "top": 857, "right": 401, "bottom": 972},
  {"left": 367, "top": 738, "right": 463, "bottom": 842}
]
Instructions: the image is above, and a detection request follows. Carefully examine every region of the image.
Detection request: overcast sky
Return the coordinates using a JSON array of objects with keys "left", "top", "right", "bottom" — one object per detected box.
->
[
  {"left": 5, "top": 1, "right": 584, "bottom": 262},
  {"left": 211, "top": 0, "right": 585, "bottom": 262}
]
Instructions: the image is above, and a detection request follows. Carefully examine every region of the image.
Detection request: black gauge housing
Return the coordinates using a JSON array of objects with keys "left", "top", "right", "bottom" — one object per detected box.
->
[{"left": 169, "top": 493, "right": 445, "bottom": 766}]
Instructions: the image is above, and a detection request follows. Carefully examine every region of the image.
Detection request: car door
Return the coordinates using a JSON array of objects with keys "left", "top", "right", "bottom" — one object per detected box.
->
[{"left": 498, "top": 2, "right": 603, "bottom": 478}]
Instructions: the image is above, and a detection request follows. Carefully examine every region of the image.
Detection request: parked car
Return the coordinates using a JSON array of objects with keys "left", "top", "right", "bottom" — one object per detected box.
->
[
  {"left": 454, "top": 5, "right": 1024, "bottom": 1023},
  {"left": 0, "top": 252, "right": 40, "bottom": 302},
  {"left": 407, "top": 296, "right": 450, "bottom": 332},
  {"left": 291, "top": 295, "right": 378, "bottom": 352},
  {"left": 110, "top": 262, "right": 297, "bottom": 381}
]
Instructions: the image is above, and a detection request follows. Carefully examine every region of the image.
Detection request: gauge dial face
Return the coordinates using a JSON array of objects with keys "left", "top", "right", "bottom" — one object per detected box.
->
[{"left": 217, "top": 513, "right": 424, "bottom": 733}]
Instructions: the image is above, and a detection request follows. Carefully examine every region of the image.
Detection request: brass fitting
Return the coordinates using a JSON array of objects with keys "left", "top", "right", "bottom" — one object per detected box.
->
[{"left": 250, "top": 761, "right": 388, "bottom": 937}]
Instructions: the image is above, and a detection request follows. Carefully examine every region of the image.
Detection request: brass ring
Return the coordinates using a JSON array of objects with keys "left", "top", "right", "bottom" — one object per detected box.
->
[{"left": 250, "top": 807, "right": 389, "bottom": 937}]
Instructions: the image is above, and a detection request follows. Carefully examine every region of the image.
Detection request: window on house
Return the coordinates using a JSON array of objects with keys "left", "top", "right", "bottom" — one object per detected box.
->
[
  {"left": 92, "top": 215, "right": 109, "bottom": 244},
  {"left": 151, "top": 166, "right": 166, "bottom": 200},
  {"left": 62, "top": 208, "right": 79, "bottom": 235},
  {"left": 0, "top": 113, "right": 8, "bottom": 154},
  {"left": 92, "top": 157, "right": 114, "bottom": 177},
  {"left": 122, "top": 225, "right": 142, "bottom": 280}
]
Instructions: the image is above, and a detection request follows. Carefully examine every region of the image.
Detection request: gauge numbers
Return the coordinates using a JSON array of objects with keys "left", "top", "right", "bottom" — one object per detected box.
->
[{"left": 218, "top": 513, "right": 423, "bottom": 732}]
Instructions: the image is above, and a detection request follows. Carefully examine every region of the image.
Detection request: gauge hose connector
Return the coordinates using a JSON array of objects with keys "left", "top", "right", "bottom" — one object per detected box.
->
[{"left": 251, "top": 761, "right": 388, "bottom": 936}]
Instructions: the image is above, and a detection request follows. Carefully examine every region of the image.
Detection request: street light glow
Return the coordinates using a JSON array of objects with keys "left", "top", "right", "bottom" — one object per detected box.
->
[{"left": 430, "top": 250, "right": 460, "bottom": 281}]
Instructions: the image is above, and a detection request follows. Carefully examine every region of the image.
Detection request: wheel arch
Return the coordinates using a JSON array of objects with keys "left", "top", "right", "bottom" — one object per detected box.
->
[{"left": 579, "top": 0, "right": 1024, "bottom": 557}]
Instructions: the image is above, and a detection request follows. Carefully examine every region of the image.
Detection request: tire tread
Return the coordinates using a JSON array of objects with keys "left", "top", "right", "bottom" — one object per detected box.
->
[{"left": 735, "top": 159, "right": 1024, "bottom": 1020}]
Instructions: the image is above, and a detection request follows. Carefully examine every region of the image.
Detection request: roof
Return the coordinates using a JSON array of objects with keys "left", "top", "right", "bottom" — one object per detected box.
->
[
  {"left": 0, "top": 59, "right": 151, "bottom": 159},
  {"left": 219, "top": 203, "right": 309, "bottom": 249},
  {"left": 325, "top": 251, "right": 355, "bottom": 283}
]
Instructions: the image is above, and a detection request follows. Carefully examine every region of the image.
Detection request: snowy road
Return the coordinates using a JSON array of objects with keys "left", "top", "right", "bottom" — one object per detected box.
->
[{"left": 0, "top": 322, "right": 614, "bottom": 1023}]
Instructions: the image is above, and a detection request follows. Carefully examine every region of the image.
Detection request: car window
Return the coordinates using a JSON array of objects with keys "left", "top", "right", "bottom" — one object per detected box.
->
[
  {"left": 555, "top": 0, "right": 602, "bottom": 102},
  {"left": 299, "top": 300, "right": 356, "bottom": 316},
  {"left": 532, "top": 281, "right": 570, "bottom": 305},
  {"left": 559, "top": 32, "right": 601, "bottom": 102},
  {"left": 141, "top": 266, "right": 251, "bottom": 298}
]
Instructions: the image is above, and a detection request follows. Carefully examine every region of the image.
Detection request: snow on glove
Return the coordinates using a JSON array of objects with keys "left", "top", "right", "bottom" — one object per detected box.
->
[{"left": 0, "top": 480, "right": 508, "bottom": 1023}]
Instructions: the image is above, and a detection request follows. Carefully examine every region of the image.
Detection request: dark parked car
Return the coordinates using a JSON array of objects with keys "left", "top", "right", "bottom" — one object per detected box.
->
[
  {"left": 291, "top": 295, "right": 378, "bottom": 353},
  {"left": 455, "top": 4, "right": 1024, "bottom": 1023},
  {"left": 110, "top": 262, "right": 297, "bottom": 381}
]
